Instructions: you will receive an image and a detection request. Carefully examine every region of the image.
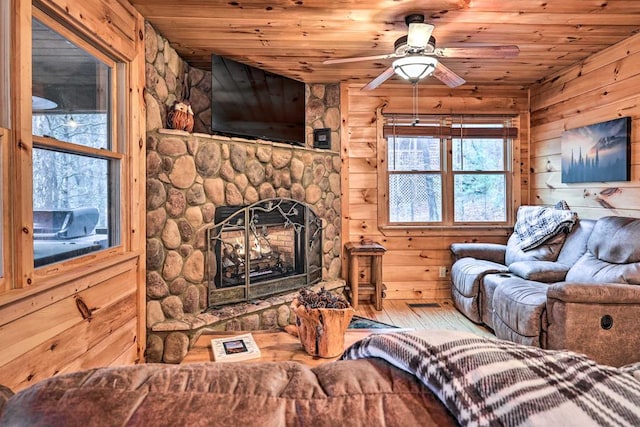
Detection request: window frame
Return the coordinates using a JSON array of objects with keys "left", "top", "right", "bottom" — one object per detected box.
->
[
  {"left": 1, "top": 3, "right": 135, "bottom": 293},
  {"left": 0, "top": 0, "right": 10, "bottom": 291},
  {"left": 29, "top": 9, "right": 127, "bottom": 276},
  {"left": 0, "top": 0, "right": 10, "bottom": 128},
  {"left": 0, "top": 128, "right": 8, "bottom": 292},
  {"left": 377, "top": 111, "right": 521, "bottom": 235}
]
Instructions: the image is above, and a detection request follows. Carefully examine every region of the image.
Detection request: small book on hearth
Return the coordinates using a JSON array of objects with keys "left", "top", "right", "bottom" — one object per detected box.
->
[{"left": 211, "top": 333, "right": 261, "bottom": 362}]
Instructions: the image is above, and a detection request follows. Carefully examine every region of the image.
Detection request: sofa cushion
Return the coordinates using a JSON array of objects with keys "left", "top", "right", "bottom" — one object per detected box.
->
[
  {"left": 505, "top": 232, "right": 566, "bottom": 266},
  {"left": 565, "top": 217, "right": 640, "bottom": 285},
  {"left": 565, "top": 253, "right": 640, "bottom": 284},
  {"left": 492, "top": 279, "right": 549, "bottom": 345},
  {"left": 481, "top": 273, "right": 516, "bottom": 329},
  {"left": 555, "top": 218, "right": 595, "bottom": 266},
  {"left": 506, "top": 218, "right": 595, "bottom": 283},
  {"left": 508, "top": 261, "right": 571, "bottom": 283},
  {"left": 586, "top": 216, "right": 640, "bottom": 264}
]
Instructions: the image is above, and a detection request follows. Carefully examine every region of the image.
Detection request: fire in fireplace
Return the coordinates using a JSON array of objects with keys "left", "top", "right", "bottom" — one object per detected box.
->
[{"left": 207, "top": 198, "right": 322, "bottom": 307}]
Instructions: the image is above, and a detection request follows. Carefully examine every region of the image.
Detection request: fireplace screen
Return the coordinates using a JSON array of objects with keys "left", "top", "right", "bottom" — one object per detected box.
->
[{"left": 207, "top": 198, "right": 322, "bottom": 307}]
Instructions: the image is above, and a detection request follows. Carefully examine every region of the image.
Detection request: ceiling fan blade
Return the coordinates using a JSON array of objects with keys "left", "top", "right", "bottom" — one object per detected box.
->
[
  {"left": 323, "top": 53, "right": 398, "bottom": 65},
  {"left": 434, "top": 45, "right": 520, "bottom": 59},
  {"left": 361, "top": 66, "right": 396, "bottom": 91},
  {"left": 432, "top": 62, "right": 465, "bottom": 88},
  {"left": 407, "top": 22, "right": 434, "bottom": 49}
]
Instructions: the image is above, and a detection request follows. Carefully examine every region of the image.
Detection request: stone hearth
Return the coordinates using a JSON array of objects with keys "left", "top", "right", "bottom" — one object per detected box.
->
[{"left": 146, "top": 280, "right": 345, "bottom": 363}]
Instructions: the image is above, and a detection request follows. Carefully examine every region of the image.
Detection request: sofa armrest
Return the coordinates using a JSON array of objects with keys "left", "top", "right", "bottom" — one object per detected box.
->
[
  {"left": 545, "top": 282, "right": 640, "bottom": 366},
  {"left": 450, "top": 243, "right": 506, "bottom": 264},
  {"left": 508, "top": 261, "right": 571, "bottom": 283},
  {"left": 547, "top": 282, "right": 640, "bottom": 304}
]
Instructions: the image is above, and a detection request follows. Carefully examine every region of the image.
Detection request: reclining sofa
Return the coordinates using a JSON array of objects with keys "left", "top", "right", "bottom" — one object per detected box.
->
[{"left": 451, "top": 213, "right": 640, "bottom": 367}]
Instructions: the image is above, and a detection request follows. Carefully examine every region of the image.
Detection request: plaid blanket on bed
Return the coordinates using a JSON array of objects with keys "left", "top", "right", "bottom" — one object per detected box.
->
[
  {"left": 514, "top": 204, "right": 577, "bottom": 251},
  {"left": 342, "top": 330, "right": 640, "bottom": 426}
]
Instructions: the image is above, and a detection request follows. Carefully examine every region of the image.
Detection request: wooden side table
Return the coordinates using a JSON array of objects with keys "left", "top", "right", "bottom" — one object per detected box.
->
[{"left": 345, "top": 241, "right": 387, "bottom": 310}]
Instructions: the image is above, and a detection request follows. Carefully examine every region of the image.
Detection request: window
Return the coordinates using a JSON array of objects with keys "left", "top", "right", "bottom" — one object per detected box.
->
[
  {"left": 0, "top": 1, "right": 10, "bottom": 280},
  {"left": 452, "top": 134, "right": 507, "bottom": 222},
  {"left": 31, "top": 15, "right": 122, "bottom": 267},
  {"left": 0, "top": 129, "right": 5, "bottom": 279},
  {"left": 388, "top": 136, "right": 443, "bottom": 222},
  {"left": 0, "top": 0, "right": 9, "bottom": 129},
  {"left": 382, "top": 115, "right": 517, "bottom": 229}
]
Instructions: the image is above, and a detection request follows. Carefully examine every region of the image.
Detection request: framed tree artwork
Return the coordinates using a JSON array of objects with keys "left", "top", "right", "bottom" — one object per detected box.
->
[{"left": 561, "top": 117, "right": 631, "bottom": 183}]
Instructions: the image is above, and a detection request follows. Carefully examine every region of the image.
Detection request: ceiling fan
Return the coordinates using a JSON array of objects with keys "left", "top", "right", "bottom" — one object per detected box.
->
[{"left": 323, "top": 14, "right": 520, "bottom": 90}]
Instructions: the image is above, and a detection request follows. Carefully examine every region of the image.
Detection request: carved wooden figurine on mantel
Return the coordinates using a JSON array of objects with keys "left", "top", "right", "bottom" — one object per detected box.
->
[{"left": 166, "top": 100, "right": 194, "bottom": 132}]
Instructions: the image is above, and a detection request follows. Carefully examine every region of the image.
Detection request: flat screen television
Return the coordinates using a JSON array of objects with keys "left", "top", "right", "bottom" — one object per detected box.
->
[{"left": 211, "top": 54, "right": 306, "bottom": 146}]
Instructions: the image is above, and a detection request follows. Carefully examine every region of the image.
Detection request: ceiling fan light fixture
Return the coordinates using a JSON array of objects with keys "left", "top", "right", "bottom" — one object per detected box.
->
[
  {"left": 392, "top": 56, "right": 438, "bottom": 82},
  {"left": 32, "top": 95, "right": 58, "bottom": 110},
  {"left": 407, "top": 23, "right": 434, "bottom": 49}
]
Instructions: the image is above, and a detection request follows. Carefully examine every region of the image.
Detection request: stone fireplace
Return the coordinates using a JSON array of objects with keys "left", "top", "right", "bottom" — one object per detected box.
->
[
  {"left": 208, "top": 198, "right": 322, "bottom": 306},
  {"left": 144, "top": 22, "right": 344, "bottom": 363},
  {"left": 145, "top": 129, "right": 343, "bottom": 363}
]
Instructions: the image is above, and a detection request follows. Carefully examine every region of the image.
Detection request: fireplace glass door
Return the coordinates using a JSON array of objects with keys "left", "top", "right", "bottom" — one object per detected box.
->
[
  {"left": 218, "top": 223, "right": 298, "bottom": 288},
  {"left": 207, "top": 198, "right": 322, "bottom": 306}
]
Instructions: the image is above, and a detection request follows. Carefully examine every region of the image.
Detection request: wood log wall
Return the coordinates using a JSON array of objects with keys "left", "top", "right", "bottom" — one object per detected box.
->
[
  {"left": 0, "top": 256, "right": 140, "bottom": 391},
  {"left": 340, "top": 84, "right": 529, "bottom": 300},
  {"left": 0, "top": 0, "right": 146, "bottom": 392},
  {"left": 530, "top": 33, "right": 640, "bottom": 219}
]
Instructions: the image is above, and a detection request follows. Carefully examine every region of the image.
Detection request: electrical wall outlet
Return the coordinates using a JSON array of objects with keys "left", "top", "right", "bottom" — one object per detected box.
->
[{"left": 439, "top": 266, "right": 447, "bottom": 278}]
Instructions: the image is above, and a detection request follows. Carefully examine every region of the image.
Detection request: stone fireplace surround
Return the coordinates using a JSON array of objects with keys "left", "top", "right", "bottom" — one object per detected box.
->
[
  {"left": 145, "top": 130, "right": 343, "bottom": 363},
  {"left": 143, "top": 23, "right": 344, "bottom": 363}
]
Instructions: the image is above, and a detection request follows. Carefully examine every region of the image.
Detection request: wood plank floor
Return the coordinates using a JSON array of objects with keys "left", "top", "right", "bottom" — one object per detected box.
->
[
  {"left": 182, "top": 299, "right": 493, "bottom": 364},
  {"left": 355, "top": 299, "right": 494, "bottom": 338}
]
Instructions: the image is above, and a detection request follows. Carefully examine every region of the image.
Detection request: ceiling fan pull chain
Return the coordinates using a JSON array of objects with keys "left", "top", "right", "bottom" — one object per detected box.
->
[{"left": 412, "top": 83, "right": 419, "bottom": 126}]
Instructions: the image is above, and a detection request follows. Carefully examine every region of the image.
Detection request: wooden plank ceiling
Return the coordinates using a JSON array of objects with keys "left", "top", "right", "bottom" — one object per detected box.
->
[{"left": 130, "top": 0, "right": 640, "bottom": 88}]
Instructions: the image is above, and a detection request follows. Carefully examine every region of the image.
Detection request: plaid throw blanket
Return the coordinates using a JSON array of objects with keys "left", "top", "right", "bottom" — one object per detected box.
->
[
  {"left": 514, "top": 204, "right": 577, "bottom": 251},
  {"left": 342, "top": 330, "right": 640, "bottom": 426}
]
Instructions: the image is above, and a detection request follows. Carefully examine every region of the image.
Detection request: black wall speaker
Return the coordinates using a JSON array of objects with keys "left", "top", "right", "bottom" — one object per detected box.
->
[{"left": 313, "top": 128, "right": 331, "bottom": 149}]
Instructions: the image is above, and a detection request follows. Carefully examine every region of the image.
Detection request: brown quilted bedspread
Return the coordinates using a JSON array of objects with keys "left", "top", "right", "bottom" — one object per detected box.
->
[{"left": 0, "top": 359, "right": 456, "bottom": 426}]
